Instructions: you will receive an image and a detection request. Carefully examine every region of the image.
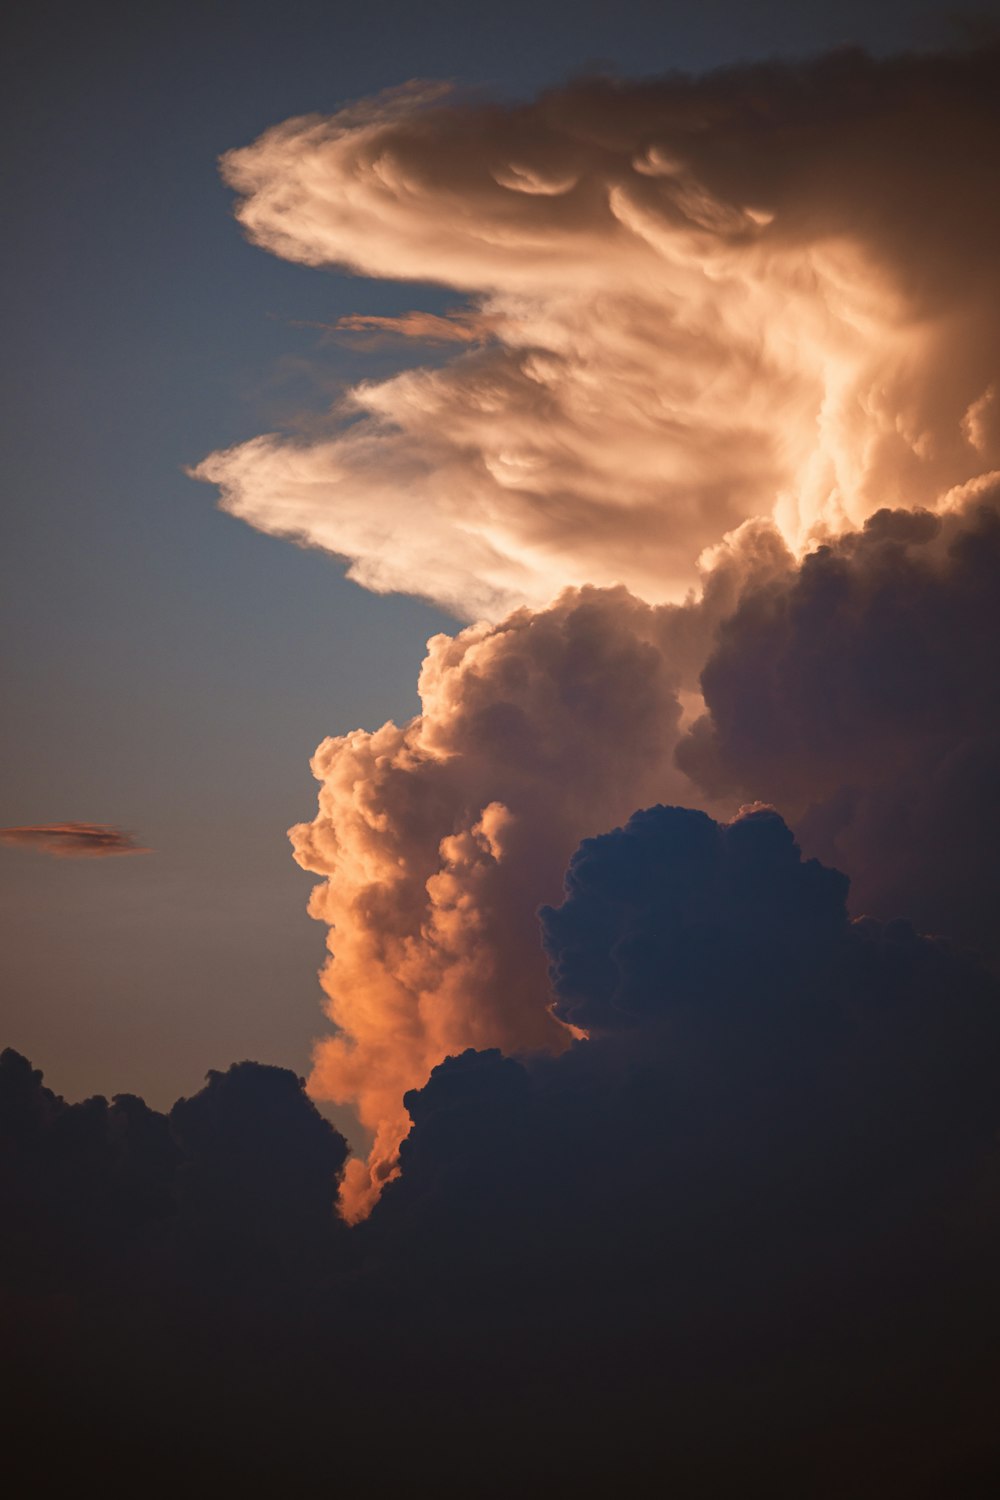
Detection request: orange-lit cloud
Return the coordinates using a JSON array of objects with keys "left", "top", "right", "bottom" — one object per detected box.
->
[
  {"left": 196, "top": 48, "right": 1000, "bottom": 1216},
  {"left": 0, "top": 822, "right": 151, "bottom": 859},
  {"left": 333, "top": 309, "right": 492, "bottom": 344},
  {"left": 197, "top": 52, "right": 1000, "bottom": 620},
  {"left": 293, "top": 534, "right": 791, "bottom": 1218}
]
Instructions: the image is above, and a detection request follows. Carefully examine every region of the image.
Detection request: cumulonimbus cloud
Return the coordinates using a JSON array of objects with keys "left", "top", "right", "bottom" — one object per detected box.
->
[
  {"left": 0, "top": 823, "right": 151, "bottom": 859},
  {"left": 194, "top": 46, "right": 1000, "bottom": 1216},
  {"left": 6, "top": 49, "right": 1000, "bottom": 1489},
  {"left": 196, "top": 49, "right": 1000, "bottom": 620}
]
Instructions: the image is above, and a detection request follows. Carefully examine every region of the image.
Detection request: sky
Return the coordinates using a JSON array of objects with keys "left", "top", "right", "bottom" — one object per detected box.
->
[
  {"left": 5, "top": 2, "right": 1000, "bottom": 1490},
  {"left": 5, "top": 0, "right": 990, "bottom": 1131}
]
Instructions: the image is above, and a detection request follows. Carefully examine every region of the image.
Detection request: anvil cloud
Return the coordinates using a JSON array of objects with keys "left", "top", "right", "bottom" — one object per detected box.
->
[{"left": 198, "top": 49, "right": 1000, "bottom": 619}]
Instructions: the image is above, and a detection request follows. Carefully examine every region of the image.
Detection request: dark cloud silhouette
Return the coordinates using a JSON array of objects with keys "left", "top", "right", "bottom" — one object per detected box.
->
[
  {"left": 678, "top": 492, "right": 1000, "bottom": 960},
  {"left": 170, "top": 1061, "right": 349, "bottom": 1283},
  {"left": 0, "top": 821, "right": 151, "bottom": 858},
  {"left": 1, "top": 1052, "right": 353, "bottom": 1487},
  {"left": 367, "top": 806, "right": 1000, "bottom": 1491},
  {"left": 387, "top": 807, "right": 1000, "bottom": 1275},
  {"left": 0, "top": 1050, "right": 348, "bottom": 1315},
  {"left": 541, "top": 803, "right": 848, "bottom": 1033},
  {"left": 7, "top": 806, "right": 999, "bottom": 1493}
]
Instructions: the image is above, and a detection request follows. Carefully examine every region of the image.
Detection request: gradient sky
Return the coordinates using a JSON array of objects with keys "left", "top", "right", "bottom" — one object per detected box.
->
[{"left": 3, "top": 0, "right": 996, "bottom": 1140}]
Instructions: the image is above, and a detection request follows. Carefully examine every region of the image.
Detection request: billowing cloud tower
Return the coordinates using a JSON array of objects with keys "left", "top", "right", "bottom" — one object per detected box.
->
[{"left": 195, "top": 45, "right": 1000, "bottom": 1213}]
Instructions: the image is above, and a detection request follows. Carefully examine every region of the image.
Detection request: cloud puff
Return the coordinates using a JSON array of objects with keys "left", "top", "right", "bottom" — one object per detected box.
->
[
  {"left": 677, "top": 489, "right": 1000, "bottom": 960},
  {"left": 293, "top": 584, "right": 702, "bottom": 1216},
  {"left": 0, "top": 822, "right": 151, "bottom": 858},
  {"left": 197, "top": 49, "right": 1000, "bottom": 619},
  {"left": 541, "top": 803, "right": 848, "bottom": 1034}
]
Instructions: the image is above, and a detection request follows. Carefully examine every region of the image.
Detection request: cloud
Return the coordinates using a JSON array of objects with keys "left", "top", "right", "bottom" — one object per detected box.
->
[
  {"left": 169, "top": 1060, "right": 349, "bottom": 1279},
  {"left": 540, "top": 803, "right": 849, "bottom": 1035},
  {"left": 192, "top": 46, "right": 1000, "bottom": 1218},
  {"left": 297, "top": 483, "right": 1000, "bottom": 1215},
  {"left": 0, "top": 1047, "right": 347, "bottom": 1295},
  {"left": 10, "top": 44, "right": 1000, "bottom": 1493},
  {"left": 332, "top": 309, "right": 493, "bottom": 344},
  {"left": 7, "top": 808, "right": 1000, "bottom": 1491},
  {"left": 287, "top": 519, "right": 788, "bottom": 1218},
  {"left": 293, "top": 583, "right": 700, "bottom": 1217},
  {"left": 196, "top": 48, "right": 1000, "bottom": 620},
  {"left": 0, "top": 822, "right": 151, "bottom": 858},
  {"left": 677, "top": 488, "right": 1000, "bottom": 960},
  {"left": 280, "top": 510, "right": 807, "bottom": 1217},
  {"left": 392, "top": 804, "right": 1000, "bottom": 1251},
  {"left": 367, "top": 805, "right": 1000, "bottom": 1486}
]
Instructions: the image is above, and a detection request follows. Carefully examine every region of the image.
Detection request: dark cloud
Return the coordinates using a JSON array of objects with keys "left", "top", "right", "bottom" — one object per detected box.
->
[
  {"left": 0, "top": 822, "right": 151, "bottom": 858},
  {"left": 7, "top": 806, "right": 1000, "bottom": 1493},
  {"left": 169, "top": 1060, "right": 349, "bottom": 1282},
  {"left": 0, "top": 1050, "right": 351, "bottom": 1489},
  {"left": 541, "top": 803, "right": 848, "bottom": 1033},
  {"left": 368, "top": 805, "right": 1000, "bottom": 1490},
  {"left": 677, "top": 492, "right": 1000, "bottom": 960},
  {"left": 0, "top": 1050, "right": 348, "bottom": 1304}
]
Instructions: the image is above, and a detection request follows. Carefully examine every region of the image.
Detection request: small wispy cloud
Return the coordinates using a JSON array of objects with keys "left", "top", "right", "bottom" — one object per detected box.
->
[
  {"left": 290, "top": 309, "right": 492, "bottom": 345},
  {"left": 0, "top": 822, "right": 151, "bottom": 859},
  {"left": 332, "top": 310, "right": 492, "bottom": 344}
]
